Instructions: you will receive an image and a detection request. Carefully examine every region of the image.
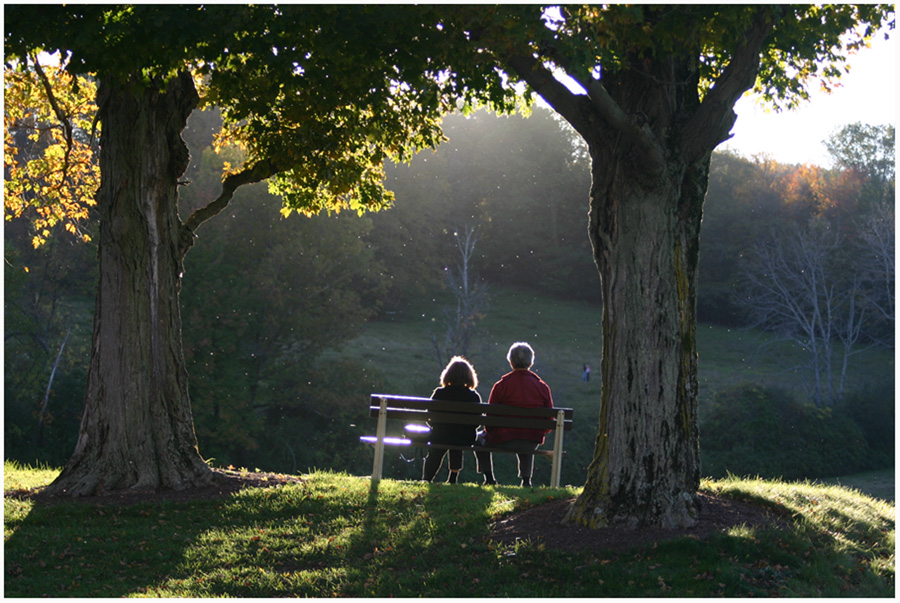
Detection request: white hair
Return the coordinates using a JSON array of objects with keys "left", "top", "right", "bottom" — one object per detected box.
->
[{"left": 507, "top": 342, "right": 534, "bottom": 369}]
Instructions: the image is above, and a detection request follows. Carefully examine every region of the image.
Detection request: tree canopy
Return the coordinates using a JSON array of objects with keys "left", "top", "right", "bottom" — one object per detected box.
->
[{"left": 4, "top": 5, "right": 520, "bottom": 242}]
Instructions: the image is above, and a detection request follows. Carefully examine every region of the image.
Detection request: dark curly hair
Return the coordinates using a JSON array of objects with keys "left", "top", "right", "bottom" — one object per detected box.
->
[{"left": 440, "top": 356, "right": 479, "bottom": 389}]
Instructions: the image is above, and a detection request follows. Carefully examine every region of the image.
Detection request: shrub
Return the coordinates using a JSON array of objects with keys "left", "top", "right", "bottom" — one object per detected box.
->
[
  {"left": 839, "top": 381, "right": 895, "bottom": 466},
  {"left": 700, "top": 384, "right": 872, "bottom": 480}
]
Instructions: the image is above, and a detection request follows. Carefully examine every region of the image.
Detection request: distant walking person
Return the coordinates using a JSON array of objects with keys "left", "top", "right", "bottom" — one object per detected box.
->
[
  {"left": 421, "top": 356, "right": 481, "bottom": 483},
  {"left": 476, "top": 342, "right": 554, "bottom": 487},
  {"left": 581, "top": 363, "right": 591, "bottom": 382}
]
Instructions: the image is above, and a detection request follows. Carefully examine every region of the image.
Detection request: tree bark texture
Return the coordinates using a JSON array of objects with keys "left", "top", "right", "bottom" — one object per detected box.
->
[
  {"left": 565, "top": 145, "right": 707, "bottom": 528},
  {"left": 45, "top": 72, "right": 216, "bottom": 496}
]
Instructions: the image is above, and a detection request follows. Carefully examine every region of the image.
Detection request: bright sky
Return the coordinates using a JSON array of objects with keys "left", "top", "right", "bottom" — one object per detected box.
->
[{"left": 724, "top": 32, "right": 896, "bottom": 167}]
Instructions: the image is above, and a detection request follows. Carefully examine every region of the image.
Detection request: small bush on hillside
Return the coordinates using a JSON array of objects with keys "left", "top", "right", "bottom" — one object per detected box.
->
[
  {"left": 840, "top": 382, "right": 895, "bottom": 466},
  {"left": 701, "top": 384, "right": 873, "bottom": 480}
]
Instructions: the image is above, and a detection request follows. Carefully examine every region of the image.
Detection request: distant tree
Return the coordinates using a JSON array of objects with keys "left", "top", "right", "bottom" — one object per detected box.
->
[
  {"left": 825, "top": 123, "right": 895, "bottom": 344},
  {"left": 825, "top": 123, "right": 895, "bottom": 207},
  {"left": 855, "top": 200, "right": 895, "bottom": 340},
  {"left": 432, "top": 224, "right": 487, "bottom": 366},
  {"left": 700, "top": 151, "right": 786, "bottom": 325},
  {"left": 740, "top": 216, "right": 868, "bottom": 406},
  {"left": 3, "top": 225, "right": 96, "bottom": 463},
  {"left": 379, "top": 108, "right": 595, "bottom": 304}
]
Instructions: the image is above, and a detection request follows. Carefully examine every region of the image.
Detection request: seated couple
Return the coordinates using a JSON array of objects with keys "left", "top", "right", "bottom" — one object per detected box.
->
[{"left": 421, "top": 341, "right": 554, "bottom": 487}]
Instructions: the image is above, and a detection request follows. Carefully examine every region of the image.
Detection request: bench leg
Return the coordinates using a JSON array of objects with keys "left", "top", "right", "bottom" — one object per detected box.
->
[
  {"left": 550, "top": 409, "right": 565, "bottom": 488},
  {"left": 372, "top": 397, "right": 388, "bottom": 483}
]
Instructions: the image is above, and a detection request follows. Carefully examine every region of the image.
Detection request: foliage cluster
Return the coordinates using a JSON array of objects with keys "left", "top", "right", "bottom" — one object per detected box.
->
[
  {"left": 701, "top": 128, "right": 894, "bottom": 337},
  {"left": 4, "top": 5, "right": 513, "bottom": 227},
  {"left": 4, "top": 465, "right": 894, "bottom": 597},
  {"left": 700, "top": 384, "right": 893, "bottom": 480},
  {"left": 3, "top": 61, "right": 99, "bottom": 247}
]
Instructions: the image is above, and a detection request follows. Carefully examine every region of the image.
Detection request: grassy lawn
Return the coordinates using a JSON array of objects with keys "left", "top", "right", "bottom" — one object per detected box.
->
[{"left": 4, "top": 462, "right": 894, "bottom": 597}]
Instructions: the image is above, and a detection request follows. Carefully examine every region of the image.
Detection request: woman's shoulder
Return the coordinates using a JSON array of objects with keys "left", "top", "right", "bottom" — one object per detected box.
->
[{"left": 432, "top": 385, "right": 481, "bottom": 402}]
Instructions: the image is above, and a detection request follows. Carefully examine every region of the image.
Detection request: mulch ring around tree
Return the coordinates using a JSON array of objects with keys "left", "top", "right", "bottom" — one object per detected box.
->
[{"left": 490, "top": 492, "right": 790, "bottom": 554}]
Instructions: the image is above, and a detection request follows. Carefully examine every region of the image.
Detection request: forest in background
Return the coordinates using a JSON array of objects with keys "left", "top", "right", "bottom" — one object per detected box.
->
[{"left": 5, "top": 107, "right": 894, "bottom": 482}]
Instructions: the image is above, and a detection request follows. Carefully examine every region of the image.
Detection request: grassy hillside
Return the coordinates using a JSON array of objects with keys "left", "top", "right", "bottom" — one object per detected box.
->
[
  {"left": 330, "top": 286, "right": 893, "bottom": 485},
  {"left": 350, "top": 286, "right": 892, "bottom": 403},
  {"left": 4, "top": 463, "right": 893, "bottom": 597}
]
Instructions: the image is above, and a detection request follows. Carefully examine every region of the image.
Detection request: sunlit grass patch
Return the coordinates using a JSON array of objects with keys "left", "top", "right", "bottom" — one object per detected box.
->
[
  {"left": 4, "top": 461, "right": 62, "bottom": 538},
  {"left": 703, "top": 475, "right": 895, "bottom": 594},
  {"left": 4, "top": 460, "right": 60, "bottom": 491}
]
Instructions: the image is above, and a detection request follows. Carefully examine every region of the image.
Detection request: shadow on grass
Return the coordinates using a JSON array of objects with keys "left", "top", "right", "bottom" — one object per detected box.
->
[
  {"left": 4, "top": 494, "right": 215, "bottom": 597},
  {"left": 3, "top": 473, "right": 522, "bottom": 597}
]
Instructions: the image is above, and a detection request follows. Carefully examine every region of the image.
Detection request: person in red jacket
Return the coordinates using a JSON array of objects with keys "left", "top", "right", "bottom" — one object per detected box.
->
[{"left": 475, "top": 342, "right": 554, "bottom": 487}]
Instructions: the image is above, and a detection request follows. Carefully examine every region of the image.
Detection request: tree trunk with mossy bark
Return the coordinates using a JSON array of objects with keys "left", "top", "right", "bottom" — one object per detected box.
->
[
  {"left": 564, "top": 143, "right": 707, "bottom": 528},
  {"left": 495, "top": 7, "right": 776, "bottom": 528},
  {"left": 44, "top": 72, "right": 217, "bottom": 496}
]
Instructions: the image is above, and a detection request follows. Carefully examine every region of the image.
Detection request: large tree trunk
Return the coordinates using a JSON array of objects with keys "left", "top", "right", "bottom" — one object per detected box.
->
[
  {"left": 493, "top": 4, "right": 774, "bottom": 530},
  {"left": 565, "top": 148, "right": 707, "bottom": 528},
  {"left": 45, "top": 72, "right": 216, "bottom": 496}
]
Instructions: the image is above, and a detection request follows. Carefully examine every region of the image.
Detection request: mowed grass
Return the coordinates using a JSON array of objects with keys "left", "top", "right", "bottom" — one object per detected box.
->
[{"left": 4, "top": 462, "right": 894, "bottom": 597}]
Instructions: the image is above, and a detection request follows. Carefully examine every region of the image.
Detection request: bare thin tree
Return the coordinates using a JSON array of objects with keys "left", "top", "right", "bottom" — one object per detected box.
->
[
  {"left": 432, "top": 224, "right": 487, "bottom": 367},
  {"left": 741, "top": 217, "right": 867, "bottom": 406},
  {"left": 856, "top": 200, "right": 895, "bottom": 335}
]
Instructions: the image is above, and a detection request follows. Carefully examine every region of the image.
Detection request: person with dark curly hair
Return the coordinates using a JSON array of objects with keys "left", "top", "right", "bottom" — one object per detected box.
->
[{"left": 421, "top": 356, "right": 481, "bottom": 483}]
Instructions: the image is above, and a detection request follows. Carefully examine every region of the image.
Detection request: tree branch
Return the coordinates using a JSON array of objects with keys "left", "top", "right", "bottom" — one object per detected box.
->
[
  {"left": 180, "top": 159, "right": 280, "bottom": 257},
  {"left": 30, "top": 55, "right": 74, "bottom": 187},
  {"left": 681, "top": 7, "right": 780, "bottom": 161},
  {"left": 503, "top": 52, "right": 592, "bottom": 137}
]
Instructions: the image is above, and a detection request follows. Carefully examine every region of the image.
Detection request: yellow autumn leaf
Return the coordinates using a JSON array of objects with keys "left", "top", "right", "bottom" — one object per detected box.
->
[{"left": 4, "top": 60, "right": 99, "bottom": 247}]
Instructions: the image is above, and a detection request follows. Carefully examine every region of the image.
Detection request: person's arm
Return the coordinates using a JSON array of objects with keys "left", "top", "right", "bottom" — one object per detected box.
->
[{"left": 487, "top": 380, "right": 502, "bottom": 405}]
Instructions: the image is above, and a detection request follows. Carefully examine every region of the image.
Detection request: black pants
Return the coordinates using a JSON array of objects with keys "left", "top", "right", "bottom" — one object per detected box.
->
[
  {"left": 474, "top": 438, "right": 539, "bottom": 480},
  {"left": 422, "top": 448, "right": 464, "bottom": 481}
]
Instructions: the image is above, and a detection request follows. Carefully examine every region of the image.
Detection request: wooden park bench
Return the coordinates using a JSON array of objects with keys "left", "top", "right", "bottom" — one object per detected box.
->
[{"left": 361, "top": 394, "right": 574, "bottom": 487}]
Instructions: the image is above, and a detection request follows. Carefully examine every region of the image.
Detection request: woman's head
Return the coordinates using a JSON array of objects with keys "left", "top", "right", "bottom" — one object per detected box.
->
[
  {"left": 441, "top": 356, "right": 479, "bottom": 389},
  {"left": 507, "top": 342, "right": 535, "bottom": 370}
]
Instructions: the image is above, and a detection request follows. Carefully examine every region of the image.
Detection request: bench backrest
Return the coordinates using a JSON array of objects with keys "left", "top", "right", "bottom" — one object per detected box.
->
[{"left": 369, "top": 394, "right": 574, "bottom": 431}]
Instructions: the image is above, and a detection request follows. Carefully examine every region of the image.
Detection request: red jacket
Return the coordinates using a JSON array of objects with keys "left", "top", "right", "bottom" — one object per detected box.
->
[{"left": 483, "top": 369, "right": 554, "bottom": 445}]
